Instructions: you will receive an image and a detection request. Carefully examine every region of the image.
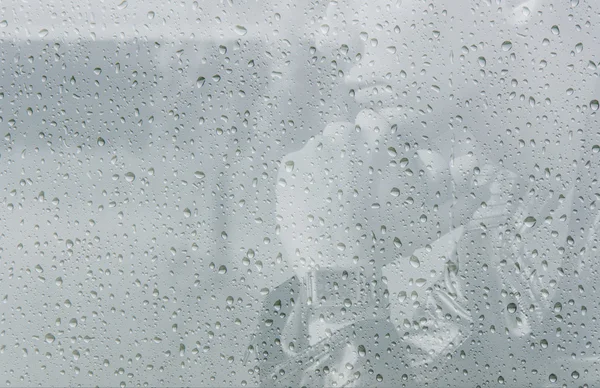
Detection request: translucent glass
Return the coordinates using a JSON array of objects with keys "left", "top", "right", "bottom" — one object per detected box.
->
[{"left": 1, "top": 0, "right": 599, "bottom": 387}]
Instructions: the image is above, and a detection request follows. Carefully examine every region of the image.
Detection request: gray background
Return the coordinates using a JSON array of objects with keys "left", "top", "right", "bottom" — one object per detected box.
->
[{"left": 1, "top": 0, "right": 599, "bottom": 386}]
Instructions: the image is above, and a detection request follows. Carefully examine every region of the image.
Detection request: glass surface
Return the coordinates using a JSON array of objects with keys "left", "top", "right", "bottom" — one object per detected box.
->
[{"left": 1, "top": 0, "right": 599, "bottom": 386}]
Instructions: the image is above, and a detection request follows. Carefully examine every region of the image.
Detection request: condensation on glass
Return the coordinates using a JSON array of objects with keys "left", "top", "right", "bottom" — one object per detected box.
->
[{"left": 0, "top": 0, "right": 599, "bottom": 387}]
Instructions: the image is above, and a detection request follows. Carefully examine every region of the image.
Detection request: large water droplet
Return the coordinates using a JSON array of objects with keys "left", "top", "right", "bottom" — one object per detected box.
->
[
  {"left": 234, "top": 25, "right": 247, "bottom": 36},
  {"left": 409, "top": 255, "right": 420, "bottom": 268},
  {"left": 507, "top": 303, "right": 517, "bottom": 313},
  {"left": 524, "top": 216, "right": 536, "bottom": 227},
  {"left": 501, "top": 41, "right": 513, "bottom": 51},
  {"left": 124, "top": 172, "right": 136, "bottom": 182}
]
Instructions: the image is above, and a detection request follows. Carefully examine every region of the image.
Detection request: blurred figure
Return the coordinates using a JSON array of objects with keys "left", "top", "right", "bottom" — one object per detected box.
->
[{"left": 251, "top": 0, "right": 600, "bottom": 386}]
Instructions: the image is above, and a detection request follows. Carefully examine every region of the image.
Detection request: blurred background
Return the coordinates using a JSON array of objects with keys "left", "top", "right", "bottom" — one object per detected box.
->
[{"left": 0, "top": 0, "right": 600, "bottom": 387}]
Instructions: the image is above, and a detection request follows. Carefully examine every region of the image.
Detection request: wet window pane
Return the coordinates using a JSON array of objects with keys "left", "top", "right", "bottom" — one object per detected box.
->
[{"left": 1, "top": 0, "right": 599, "bottom": 386}]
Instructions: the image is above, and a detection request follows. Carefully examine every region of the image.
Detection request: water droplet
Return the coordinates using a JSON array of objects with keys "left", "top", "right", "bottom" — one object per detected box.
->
[
  {"left": 478, "top": 57, "right": 487, "bottom": 67},
  {"left": 524, "top": 216, "right": 536, "bottom": 227},
  {"left": 409, "top": 255, "right": 420, "bottom": 268},
  {"left": 0, "top": 20, "right": 8, "bottom": 28},
  {"left": 554, "top": 302, "right": 562, "bottom": 313},
  {"left": 147, "top": 11, "right": 155, "bottom": 19},
  {"left": 196, "top": 77, "right": 205, "bottom": 88},
  {"left": 507, "top": 303, "right": 517, "bottom": 313},
  {"left": 234, "top": 25, "right": 247, "bottom": 36},
  {"left": 97, "top": 137, "right": 105, "bottom": 146},
  {"left": 218, "top": 265, "right": 227, "bottom": 274},
  {"left": 358, "top": 345, "right": 366, "bottom": 357},
  {"left": 284, "top": 161, "right": 295, "bottom": 172},
  {"left": 590, "top": 100, "right": 599, "bottom": 111},
  {"left": 397, "top": 291, "right": 406, "bottom": 302},
  {"left": 45, "top": 333, "right": 55, "bottom": 343},
  {"left": 194, "top": 171, "right": 205, "bottom": 179},
  {"left": 393, "top": 237, "right": 402, "bottom": 248},
  {"left": 38, "top": 29, "right": 49, "bottom": 38},
  {"left": 124, "top": 172, "right": 135, "bottom": 182},
  {"left": 501, "top": 41, "right": 512, "bottom": 51},
  {"left": 551, "top": 25, "right": 560, "bottom": 35}
]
